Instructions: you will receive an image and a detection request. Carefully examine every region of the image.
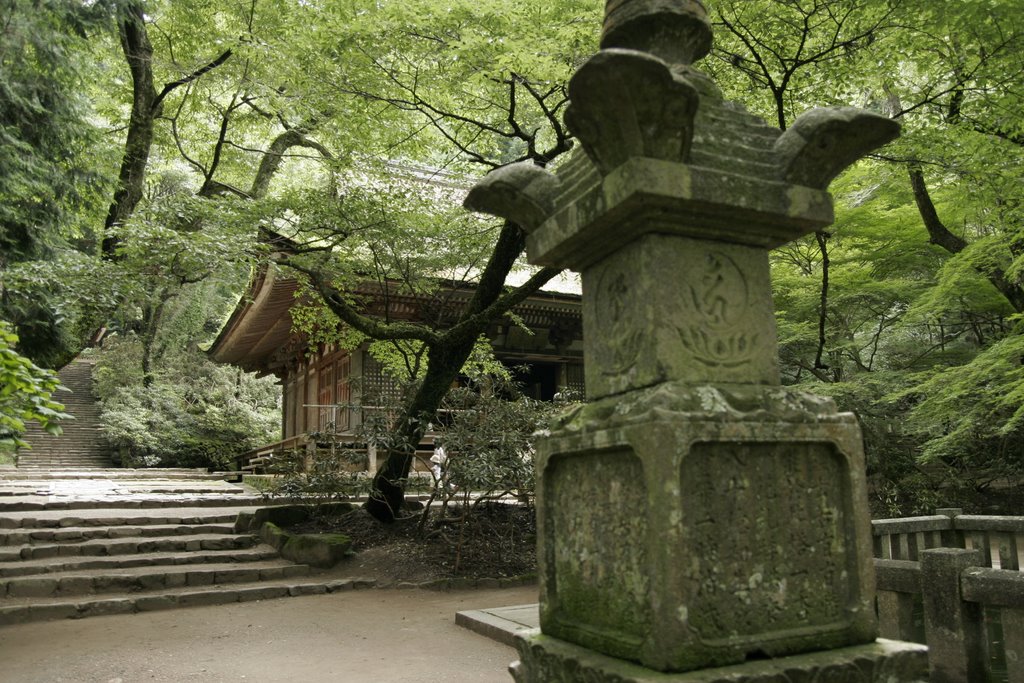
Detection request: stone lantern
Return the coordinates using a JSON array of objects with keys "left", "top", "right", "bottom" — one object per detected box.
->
[{"left": 465, "top": 1, "right": 929, "bottom": 680}]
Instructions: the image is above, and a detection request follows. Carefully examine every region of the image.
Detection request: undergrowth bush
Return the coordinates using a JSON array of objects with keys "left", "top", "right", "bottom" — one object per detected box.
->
[{"left": 96, "top": 335, "right": 279, "bottom": 469}]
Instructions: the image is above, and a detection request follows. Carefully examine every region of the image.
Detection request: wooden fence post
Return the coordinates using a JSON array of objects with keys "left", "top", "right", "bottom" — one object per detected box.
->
[{"left": 920, "top": 547, "right": 988, "bottom": 683}]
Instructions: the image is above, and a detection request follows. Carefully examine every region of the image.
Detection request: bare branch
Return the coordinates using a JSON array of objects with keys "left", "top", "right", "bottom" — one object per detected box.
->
[{"left": 152, "top": 47, "right": 233, "bottom": 112}]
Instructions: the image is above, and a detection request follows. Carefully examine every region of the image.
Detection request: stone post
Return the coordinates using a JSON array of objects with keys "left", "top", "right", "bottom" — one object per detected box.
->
[
  {"left": 466, "top": 1, "right": 929, "bottom": 680},
  {"left": 920, "top": 548, "right": 989, "bottom": 683},
  {"left": 877, "top": 591, "right": 917, "bottom": 642},
  {"left": 1003, "top": 607, "right": 1024, "bottom": 683},
  {"left": 936, "top": 507, "right": 963, "bottom": 548}
]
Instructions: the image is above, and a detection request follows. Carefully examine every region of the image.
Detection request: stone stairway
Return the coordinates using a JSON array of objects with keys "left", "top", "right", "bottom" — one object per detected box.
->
[
  {"left": 18, "top": 358, "right": 111, "bottom": 469},
  {"left": 0, "top": 470, "right": 371, "bottom": 625}
]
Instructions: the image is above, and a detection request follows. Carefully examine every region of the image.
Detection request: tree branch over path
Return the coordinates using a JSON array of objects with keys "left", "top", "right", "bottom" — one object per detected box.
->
[
  {"left": 152, "top": 47, "right": 233, "bottom": 112},
  {"left": 248, "top": 129, "right": 334, "bottom": 199}
]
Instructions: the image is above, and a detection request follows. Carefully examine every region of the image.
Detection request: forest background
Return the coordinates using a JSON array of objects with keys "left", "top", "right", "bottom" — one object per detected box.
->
[{"left": 1, "top": 0, "right": 1022, "bottom": 516}]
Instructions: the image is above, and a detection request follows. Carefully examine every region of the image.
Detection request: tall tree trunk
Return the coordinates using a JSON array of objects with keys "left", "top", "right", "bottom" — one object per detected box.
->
[
  {"left": 102, "top": 1, "right": 156, "bottom": 257},
  {"left": 101, "top": 3, "right": 233, "bottom": 257},
  {"left": 813, "top": 230, "right": 831, "bottom": 372},
  {"left": 140, "top": 297, "right": 167, "bottom": 388}
]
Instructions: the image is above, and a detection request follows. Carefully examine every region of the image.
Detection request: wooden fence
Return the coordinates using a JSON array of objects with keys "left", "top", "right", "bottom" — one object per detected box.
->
[{"left": 873, "top": 508, "right": 1024, "bottom": 682}]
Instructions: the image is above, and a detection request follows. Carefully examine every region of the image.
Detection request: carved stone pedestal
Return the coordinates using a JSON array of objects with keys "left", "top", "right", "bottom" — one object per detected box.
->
[
  {"left": 533, "top": 384, "right": 884, "bottom": 672},
  {"left": 510, "top": 632, "right": 929, "bottom": 683}
]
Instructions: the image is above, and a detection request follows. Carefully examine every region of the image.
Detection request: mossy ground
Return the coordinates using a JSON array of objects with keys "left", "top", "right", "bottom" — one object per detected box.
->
[{"left": 287, "top": 502, "right": 536, "bottom": 585}]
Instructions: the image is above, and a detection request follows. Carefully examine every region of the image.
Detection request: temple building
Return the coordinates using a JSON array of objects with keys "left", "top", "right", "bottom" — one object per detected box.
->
[{"left": 208, "top": 264, "right": 584, "bottom": 467}]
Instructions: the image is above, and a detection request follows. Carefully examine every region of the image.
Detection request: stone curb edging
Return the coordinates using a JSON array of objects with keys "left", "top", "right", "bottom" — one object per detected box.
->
[{"left": 395, "top": 574, "right": 537, "bottom": 591}]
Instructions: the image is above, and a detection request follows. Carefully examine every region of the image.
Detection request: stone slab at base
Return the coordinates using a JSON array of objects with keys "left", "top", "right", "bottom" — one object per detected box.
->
[{"left": 509, "top": 630, "right": 928, "bottom": 683}]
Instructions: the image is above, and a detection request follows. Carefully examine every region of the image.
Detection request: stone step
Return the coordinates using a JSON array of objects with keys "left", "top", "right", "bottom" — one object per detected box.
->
[
  {"left": 17, "top": 445, "right": 106, "bottom": 451},
  {"left": 1, "top": 469, "right": 218, "bottom": 480},
  {"left": 0, "top": 462, "right": 324, "bottom": 627},
  {"left": 17, "top": 360, "right": 111, "bottom": 472},
  {"left": 17, "top": 457, "right": 111, "bottom": 463},
  {"left": 9, "top": 532, "right": 258, "bottom": 560},
  {"left": 23, "top": 421, "right": 102, "bottom": 428},
  {"left": 16, "top": 453, "right": 109, "bottom": 459},
  {"left": 14, "top": 467, "right": 113, "bottom": 472},
  {"left": 2, "top": 480, "right": 249, "bottom": 491},
  {"left": 0, "top": 495, "right": 269, "bottom": 512},
  {"left": 0, "top": 576, "right": 377, "bottom": 626},
  {"left": 26, "top": 484, "right": 253, "bottom": 495},
  {"left": 0, "top": 507, "right": 249, "bottom": 530},
  {"left": 19, "top": 442, "right": 105, "bottom": 446},
  {"left": 17, "top": 457, "right": 112, "bottom": 461},
  {"left": 14, "top": 464, "right": 112, "bottom": 469},
  {"left": 0, "top": 546, "right": 281, "bottom": 577},
  {"left": 18, "top": 447, "right": 106, "bottom": 451},
  {"left": 0, "top": 559, "right": 311, "bottom": 598},
  {"left": 19, "top": 452, "right": 107, "bottom": 456},
  {"left": 0, "top": 522, "right": 236, "bottom": 545},
  {"left": 19, "top": 435, "right": 103, "bottom": 440}
]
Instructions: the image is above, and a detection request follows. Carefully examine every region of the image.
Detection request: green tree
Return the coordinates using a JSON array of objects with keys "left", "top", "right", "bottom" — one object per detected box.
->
[
  {"left": 710, "top": 0, "right": 1024, "bottom": 509},
  {"left": 93, "top": 278, "right": 279, "bottom": 470},
  {"left": 272, "top": 0, "right": 601, "bottom": 520},
  {"left": 0, "top": 0, "right": 111, "bottom": 366},
  {"left": 0, "top": 321, "right": 69, "bottom": 451}
]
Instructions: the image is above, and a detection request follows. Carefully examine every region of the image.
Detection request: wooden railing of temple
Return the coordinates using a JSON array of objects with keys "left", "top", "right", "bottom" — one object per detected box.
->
[
  {"left": 872, "top": 508, "right": 1024, "bottom": 681},
  {"left": 231, "top": 404, "right": 451, "bottom": 475}
]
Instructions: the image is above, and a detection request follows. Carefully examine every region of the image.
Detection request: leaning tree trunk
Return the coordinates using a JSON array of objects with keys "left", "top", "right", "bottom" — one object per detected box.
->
[
  {"left": 363, "top": 222, "right": 533, "bottom": 521},
  {"left": 365, "top": 335, "right": 478, "bottom": 522},
  {"left": 300, "top": 220, "right": 560, "bottom": 522},
  {"left": 908, "top": 164, "right": 1024, "bottom": 313}
]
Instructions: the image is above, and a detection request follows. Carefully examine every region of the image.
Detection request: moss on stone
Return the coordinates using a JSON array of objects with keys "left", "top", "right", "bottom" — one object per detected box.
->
[
  {"left": 259, "top": 521, "right": 287, "bottom": 550},
  {"left": 280, "top": 532, "right": 352, "bottom": 568}
]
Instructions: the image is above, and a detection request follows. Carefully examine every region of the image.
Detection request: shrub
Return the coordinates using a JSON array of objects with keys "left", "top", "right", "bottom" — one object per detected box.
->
[
  {"left": 0, "top": 320, "right": 69, "bottom": 450},
  {"left": 97, "top": 338, "right": 279, "bottom": 469}
]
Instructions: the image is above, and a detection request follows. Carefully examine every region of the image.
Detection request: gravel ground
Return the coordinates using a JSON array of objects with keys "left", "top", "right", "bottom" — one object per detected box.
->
[{"left": 0, "top": 586, "right": 536, "bottom": 683}]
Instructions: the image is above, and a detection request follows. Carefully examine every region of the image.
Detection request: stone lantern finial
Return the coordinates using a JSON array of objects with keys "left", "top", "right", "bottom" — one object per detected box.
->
[{"left": 601, "top": 0, "right": 712, "bottom": 66}]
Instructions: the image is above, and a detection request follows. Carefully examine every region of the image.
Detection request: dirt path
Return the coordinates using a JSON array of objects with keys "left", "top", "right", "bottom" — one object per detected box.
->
[{"left": 0, "top": 586, "right": 536, "bottom": 683}]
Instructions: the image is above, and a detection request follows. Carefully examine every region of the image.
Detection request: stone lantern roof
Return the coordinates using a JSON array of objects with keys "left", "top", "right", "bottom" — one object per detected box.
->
[{"left": 465, "top": 0, "right": 899, "bottom": 272}]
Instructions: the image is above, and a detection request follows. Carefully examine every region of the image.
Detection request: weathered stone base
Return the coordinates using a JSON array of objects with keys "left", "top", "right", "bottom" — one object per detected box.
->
[
  {"left": 509, "top": 631, "right": 929, "bottom": 683},
  {"left": 535, "top": 384, "right": 881, "bottom": 670}
]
